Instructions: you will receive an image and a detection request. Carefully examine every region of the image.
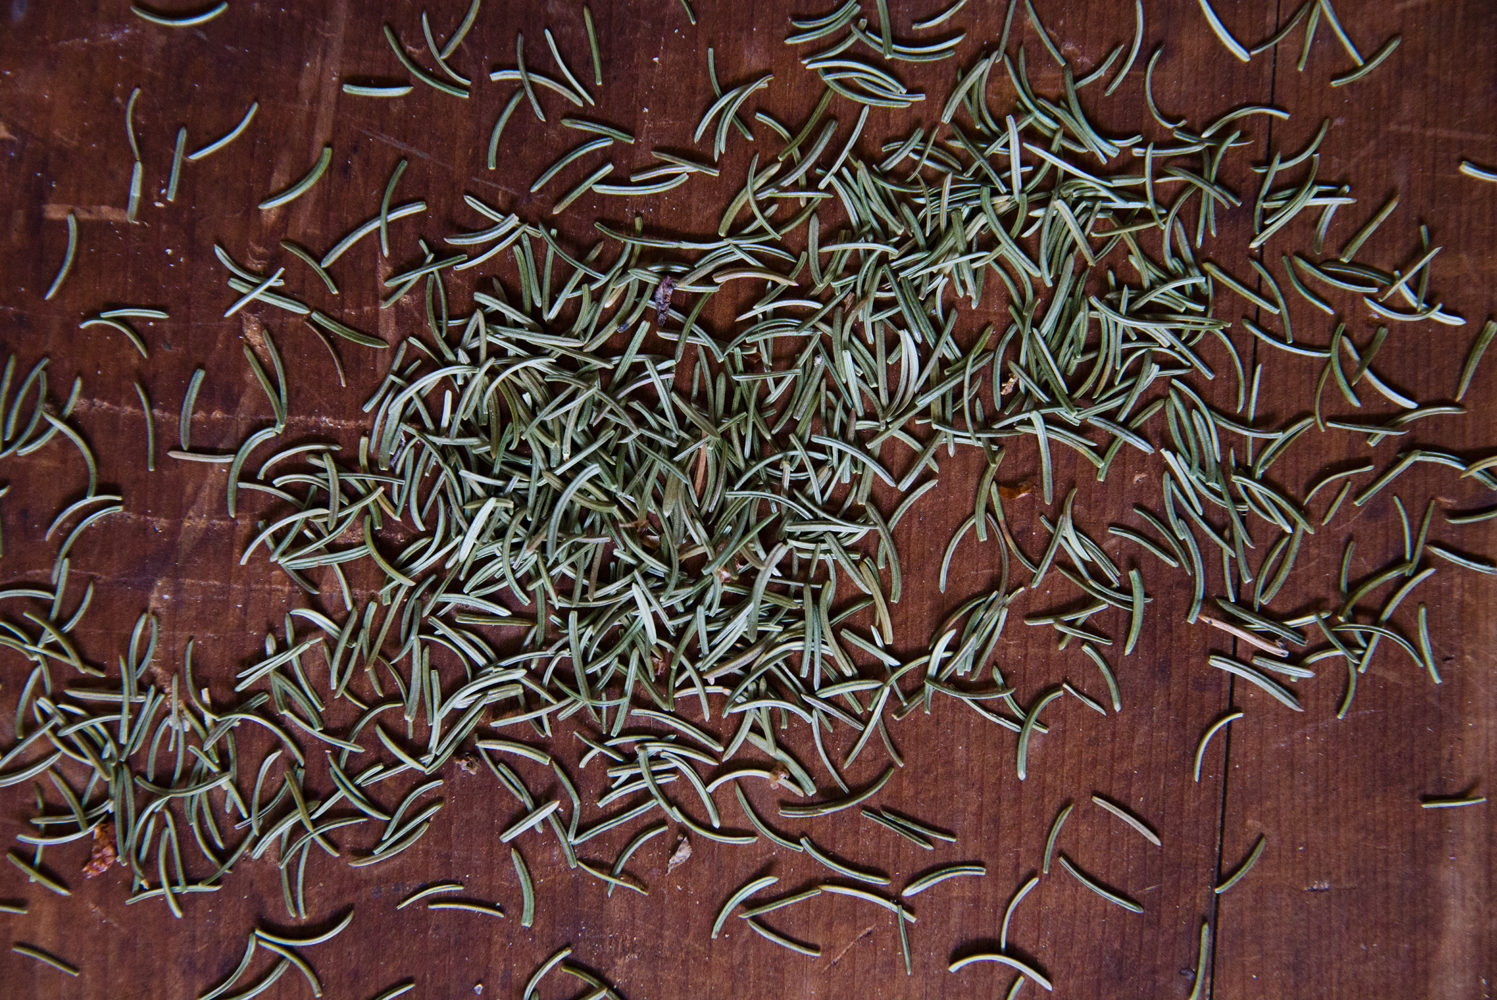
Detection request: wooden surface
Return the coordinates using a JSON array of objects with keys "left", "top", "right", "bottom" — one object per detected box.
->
[{"left": 0, "top": 1, "right": 1494, "bottom": 998}]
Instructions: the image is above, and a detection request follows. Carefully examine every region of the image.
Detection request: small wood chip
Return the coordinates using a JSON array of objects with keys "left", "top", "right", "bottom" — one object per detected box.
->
[
  {"left": 667, "top": 834, "right": 692, "bottom": 872},
  {"left": 81, "top": 823, "right": 117, "bottom": 877}
]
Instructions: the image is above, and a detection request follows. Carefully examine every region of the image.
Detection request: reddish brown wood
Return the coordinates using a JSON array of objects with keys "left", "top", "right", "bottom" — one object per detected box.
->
[
  {"left": 0, "top": 2, "right": 1492, "bottom": 999},
  {"left": 1210, "top": 2, "right": 1497, "bottom": 998}
]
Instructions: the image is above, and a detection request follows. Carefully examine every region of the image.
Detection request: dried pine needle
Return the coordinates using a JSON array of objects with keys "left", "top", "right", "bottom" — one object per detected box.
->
[
  {"left": 1215, "top": 833, "right": 1267, "bottom": 893},
  {"left": 1193, "top": 710, "right": 1243, "bottom": 781},
  {"left": 1042, "top": 801, "right": 1072, "bottom": 874},
  {"left": 1196, "top": 0, "right": 1251, "bottom": 61},
  {"left": 713, "top": 875, "right": 777, "bottom": 937},
  {"left": 1090, "top": 794, "right": 1161, "bottom": 846},
  {"left": 949, "top": 951, "right": 1053, "bottom": 992},
  {"left": 1420, "top": 793, "right": 1486, "bottom": 809},
  {"left": 188, "top": 101, "right": 258, "bottom": 160},
  {"left": 1056, "top": 853, "right": 1144, "bottom": 913},
  {"left": 12, "top": 942, "right": 80, "bottom": 976},
  {"left": 745, "top": 917, "right": 820, "bottom": 957},
  {"left": 43, "top": 212, "right": 77, "bottom": 301},
  {"left": 259, "top": 146, "right": 333, "bottom": 210},
  {"left": 130, "top": 2, "right": 229, "bottom": 27}
]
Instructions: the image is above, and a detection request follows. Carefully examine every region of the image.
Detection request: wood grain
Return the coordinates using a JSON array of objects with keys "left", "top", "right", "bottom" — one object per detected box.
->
[
  {"left": 0, "top": 2, "right": 1492, "bottom": 998},
  {"left": 1211, "top": 2, "right": 1497, "bottom": 998}
]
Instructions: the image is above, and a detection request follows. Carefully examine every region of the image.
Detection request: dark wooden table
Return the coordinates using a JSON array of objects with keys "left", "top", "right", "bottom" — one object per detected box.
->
[{"left": 0, "top": 1, "right": 1493, "bottom": 997}]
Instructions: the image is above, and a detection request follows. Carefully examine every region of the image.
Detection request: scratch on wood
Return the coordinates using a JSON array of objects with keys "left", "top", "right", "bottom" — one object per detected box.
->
[
  {"left": 1389, "top": 123, "right": 1497, "bottom": 145},
  {"left": 69, "top": 396, "right": 368, "bottom": 432},
  {"left": 44, "top": 203, "right": 128, "bottom": 222},
  {"left": 827, "top": 925, "right": 876, "bottom": 966}
]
